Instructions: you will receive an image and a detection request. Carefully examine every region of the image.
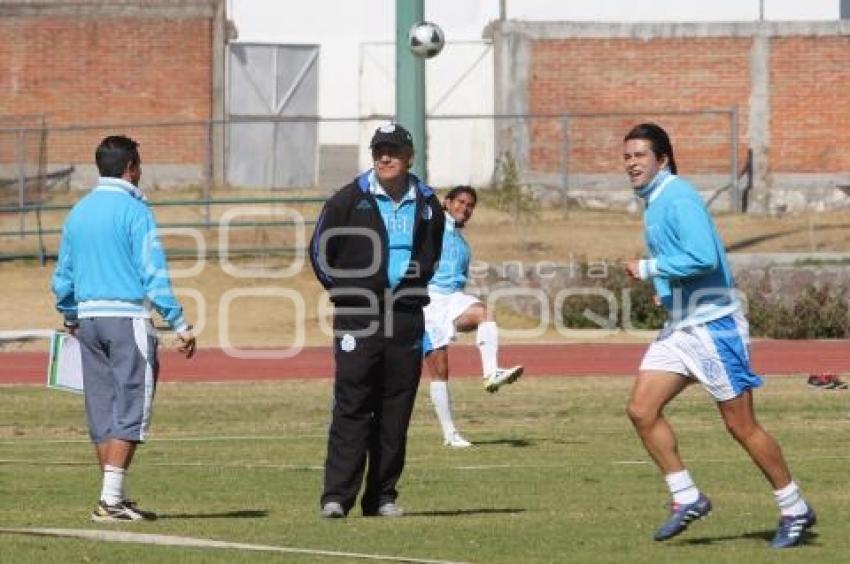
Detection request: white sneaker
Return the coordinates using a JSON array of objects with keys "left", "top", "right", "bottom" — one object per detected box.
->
[
  {"left": 443, "top": 431, "right": 472, "bottom": 448},
  {"left": 485, "top": 365, "right": 524, "bottom": 393},
  {"left": 376, "top": 502, "right": 404, "bottom": 517},
  {"left": 320, "top": 501, "right": 346, "bottom": 518}
]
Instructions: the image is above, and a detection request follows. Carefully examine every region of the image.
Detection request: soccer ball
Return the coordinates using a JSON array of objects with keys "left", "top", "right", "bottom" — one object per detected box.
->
[{"left": 408, "top": 21, "right": 445, "bottom": 59}]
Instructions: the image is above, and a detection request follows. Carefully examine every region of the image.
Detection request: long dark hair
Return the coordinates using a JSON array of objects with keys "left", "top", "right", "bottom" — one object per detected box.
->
[
  {"left": 445, "top": 185, "right": 477, "bottom": 204},
  {"left": 624, "top": 123, "right": 678, "bottom": 175}
]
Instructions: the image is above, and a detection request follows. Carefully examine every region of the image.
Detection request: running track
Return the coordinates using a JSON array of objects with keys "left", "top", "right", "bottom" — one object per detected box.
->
[{"left": 2, "top": 341, "right": 849, "bottom": 384}]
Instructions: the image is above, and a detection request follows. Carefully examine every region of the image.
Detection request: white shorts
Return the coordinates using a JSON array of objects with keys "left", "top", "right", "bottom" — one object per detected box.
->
[
  {"left": 639, "top": 310, "right": 763, "bottom": 402},
  {"left": 422, "top": 291, "right": 481, "bottom": 354}
]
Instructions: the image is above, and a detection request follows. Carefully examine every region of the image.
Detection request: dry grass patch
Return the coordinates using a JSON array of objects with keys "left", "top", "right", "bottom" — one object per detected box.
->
[{"left": 3, "top": 192, "right": 850, "bottom": 348}]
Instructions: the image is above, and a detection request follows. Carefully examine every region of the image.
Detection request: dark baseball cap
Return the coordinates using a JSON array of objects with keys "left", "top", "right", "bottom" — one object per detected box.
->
[{"left": 370, "top": 122, "right": 414, "bottom": 149}]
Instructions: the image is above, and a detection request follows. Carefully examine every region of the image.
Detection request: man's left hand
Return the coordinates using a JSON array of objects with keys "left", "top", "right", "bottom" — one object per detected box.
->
[{"left": 624, "top": 259, "right": 641, "bottom": 280}]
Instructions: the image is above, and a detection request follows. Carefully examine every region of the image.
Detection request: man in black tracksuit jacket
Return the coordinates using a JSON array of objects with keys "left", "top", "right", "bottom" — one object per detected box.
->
[{"left": 310, "top": 123, "right": 444, "bottom": 518}]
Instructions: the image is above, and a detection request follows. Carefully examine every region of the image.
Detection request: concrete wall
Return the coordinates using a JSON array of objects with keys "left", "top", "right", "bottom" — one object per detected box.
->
[
  {"left": 491, "top": 20, "right": 850, "bottom": 212},
  {"left": 0, "top": 0, "right": 225, "bottom": 190}
]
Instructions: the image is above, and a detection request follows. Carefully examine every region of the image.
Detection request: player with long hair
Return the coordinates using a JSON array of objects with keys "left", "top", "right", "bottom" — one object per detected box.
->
[
  {"left": 622, "top": 123, "right": 815, "bottom": 548},
  {"left": 423, "top": 185, "right": 523, "bottom": 448}
]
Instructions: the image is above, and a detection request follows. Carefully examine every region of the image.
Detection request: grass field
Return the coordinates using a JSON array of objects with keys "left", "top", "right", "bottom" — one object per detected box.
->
[{"left": 1, "top": 375, "right": 848, "bottom": 563}]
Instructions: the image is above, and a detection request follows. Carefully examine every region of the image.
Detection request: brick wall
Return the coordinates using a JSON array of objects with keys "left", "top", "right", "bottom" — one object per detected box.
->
[
  {"left": 0, "top": 7, "right": 215, "bottom": 167},
  {"left": 495, "top": 21, "right": 850, "bottom": 205},
  {"left": 771, "top": 36, "right": 850, "bottom": 173},
  {"left": 529, "top": 37, "right": 751, "bottom": 175}
]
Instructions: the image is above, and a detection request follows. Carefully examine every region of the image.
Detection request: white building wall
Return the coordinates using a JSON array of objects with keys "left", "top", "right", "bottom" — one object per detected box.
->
[
  {"left": 227, "top": 0, "right": 839, "bottom": 185},
  {"left": 359, "top": 40, "right": 494, "bottom": 186}
]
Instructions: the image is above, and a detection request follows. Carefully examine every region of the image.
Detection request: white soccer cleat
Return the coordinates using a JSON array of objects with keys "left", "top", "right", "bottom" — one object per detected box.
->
[
  {"left": 485, "top": 365, "right": 524, "bottom": 393},
  {"left": 443, "top": 431, "right": 472, "bottom": 448}
]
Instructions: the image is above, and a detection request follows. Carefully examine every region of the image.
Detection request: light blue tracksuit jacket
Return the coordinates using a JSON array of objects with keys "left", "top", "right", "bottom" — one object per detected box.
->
[
  {"left": 367, "top": 170, "right": 417, "bottom": 290},
  {"left": 428, "top": 212, "right": 470, "bottom": 294},
  {"left": 637, "top": 170, "right": 740, "bottom": 328},
  {"left": 51, "top": 177, "right": 187, "bottom": 331}
]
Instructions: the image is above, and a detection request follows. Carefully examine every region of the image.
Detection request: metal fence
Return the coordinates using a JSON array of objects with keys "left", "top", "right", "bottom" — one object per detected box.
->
[
  {"left": 0, "top": 115, "right": 48, "bottom": 220},
  {"left": 0, "top": 109, "right": 740, "bottom": 191},
  {"left": 0, "top": 109, "right": 743, "bottom": 261},
  {"left": 0, "top": 196, "right": 325, "bottom": 264}
]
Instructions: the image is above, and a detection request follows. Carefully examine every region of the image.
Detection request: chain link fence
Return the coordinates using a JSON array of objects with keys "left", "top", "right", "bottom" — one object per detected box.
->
[
  {"left": 0, "top": 114, "right": 48, "bottom": 208},
  {"left": 0, "top": 110, "right": 741, "bottom": 261}
]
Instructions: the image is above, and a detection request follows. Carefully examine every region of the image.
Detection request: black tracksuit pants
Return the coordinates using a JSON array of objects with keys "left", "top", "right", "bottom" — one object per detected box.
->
[{"left": 320, "top": 307, "right": 424, "bottom": 515}]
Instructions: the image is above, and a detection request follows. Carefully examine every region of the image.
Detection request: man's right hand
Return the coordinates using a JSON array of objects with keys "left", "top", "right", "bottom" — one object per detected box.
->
[{"left": 177, "top": 329, "right": 197, "bottom": 359}]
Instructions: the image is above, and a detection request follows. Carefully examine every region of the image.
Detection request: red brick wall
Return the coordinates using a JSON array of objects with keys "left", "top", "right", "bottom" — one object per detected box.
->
[
  {"left": 0, "top": 16, "right": 212, "bottom": 164},
  {"left": 771, "top": 36, "right": 850, "bottom": 173},
  {"left": 529, "top": 37, "right": 751, "bottom": 175}
]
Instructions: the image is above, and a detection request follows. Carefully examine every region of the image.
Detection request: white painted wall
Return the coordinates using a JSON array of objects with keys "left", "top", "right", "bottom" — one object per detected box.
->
[
  {"left": 359, "top": 40, "right": 494, "bottom": 185},
  {"left": 227, "top": 0, "right": 840, "bottom": 184},
  {"left": 504, "top": 0, "right": 837, "bottom": 22},
  {"left": 228, "top": 0, "right": 838, "bottom": 123}
]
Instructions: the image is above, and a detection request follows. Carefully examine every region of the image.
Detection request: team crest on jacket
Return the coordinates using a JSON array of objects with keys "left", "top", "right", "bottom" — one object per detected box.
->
[
  {"left": 421, "top": 206, "right": 432, "bottom": 220},
  {"left": 340, "top": 333, "right": 356, "bottom": 352}
]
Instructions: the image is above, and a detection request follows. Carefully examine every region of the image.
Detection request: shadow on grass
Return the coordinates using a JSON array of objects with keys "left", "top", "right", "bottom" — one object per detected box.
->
[
  {"left": 725, "top": 229, "right": 801, "bottom": 252},
  {"left": 540, "top": 438, "right": 588, "bottom": 446},
  {"left": 405, "top": 508, "right": 525, "bottom": 518},
  {"left": 682, "top": 529, "right": 819, "bottom": 546},
  {"left": 470, "top": 439, "right": 533, "bottom": 447},
  {"left": 158, "top": 509, "right": 269, "bottom": 520},
  {"left": 470, "top": 438, "right": 588, "bottom": 447}
]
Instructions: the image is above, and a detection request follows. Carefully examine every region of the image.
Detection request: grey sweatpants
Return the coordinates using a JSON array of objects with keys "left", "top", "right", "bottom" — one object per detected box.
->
[{"left": 77, "top": 317, "right": 159, "bottom": 443}]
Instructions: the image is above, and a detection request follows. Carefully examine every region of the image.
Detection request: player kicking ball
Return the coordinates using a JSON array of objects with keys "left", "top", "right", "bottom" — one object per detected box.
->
[
  {"left": 622, "top": 123, "right": 815, "bottom": 548},
  {"left": 423, "top": 185, "right": 523, "bottom": 448}
]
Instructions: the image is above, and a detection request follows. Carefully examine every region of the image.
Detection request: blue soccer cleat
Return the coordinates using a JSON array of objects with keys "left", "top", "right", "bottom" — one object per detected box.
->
[
  {"left": 771, "top": 508, "right": 817, "bottom": 548},
  {"left": 653, "top": 494, "right": 712, "bottom": 541}
]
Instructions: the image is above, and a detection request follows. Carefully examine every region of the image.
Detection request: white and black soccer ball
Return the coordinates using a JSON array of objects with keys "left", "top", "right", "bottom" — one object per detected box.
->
[{"left": 408, "top": 21, "right": 445, "bottom": 59}]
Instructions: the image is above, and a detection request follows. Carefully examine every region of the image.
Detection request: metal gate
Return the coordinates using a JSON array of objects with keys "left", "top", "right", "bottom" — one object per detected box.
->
[{"left": 227, "top": 43, "right": 319, "bottom": 188}]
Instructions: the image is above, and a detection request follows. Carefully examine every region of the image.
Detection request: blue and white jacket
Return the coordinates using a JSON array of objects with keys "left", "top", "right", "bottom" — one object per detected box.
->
[
  {"left": 637, "top": 170, "right": 740, "bottom": 328},
  {"left": 51, "top": 177, "right": 188, "bottom": 331},
  {"left": 429, "top": 212, "right": 470, "bottom": 294},
  {"left": 309, "top": 170, "right": 444, "bottom": 310}
]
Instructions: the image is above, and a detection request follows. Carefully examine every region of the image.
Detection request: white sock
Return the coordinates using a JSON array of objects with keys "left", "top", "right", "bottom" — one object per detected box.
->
[
  {"left": 665, "top": 470, "right": 700, "bottom": 505},
  {"left": 430, "top": 381, "right": 457, "bottom": 440},
  {"left": 101, "top": 465, "right": 125, "bottom": 506},
  {"left": 476, "top": 321, "right": 499, "bottom": 377},
  {"left": 774, "top": 480, "right": 809, "bottom": 516}
]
